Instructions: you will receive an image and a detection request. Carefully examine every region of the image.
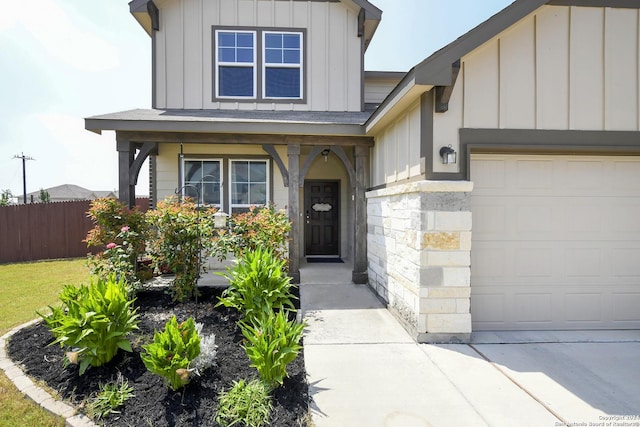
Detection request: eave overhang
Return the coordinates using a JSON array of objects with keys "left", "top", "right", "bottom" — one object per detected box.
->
[{"left": 85, "top": 109, "right": 371, "bottom": 139}]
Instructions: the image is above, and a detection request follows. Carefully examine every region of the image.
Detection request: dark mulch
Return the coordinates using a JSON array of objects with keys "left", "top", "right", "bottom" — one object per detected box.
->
[{"left": 7, "top": 287, "right": 309, "bottom": 427}]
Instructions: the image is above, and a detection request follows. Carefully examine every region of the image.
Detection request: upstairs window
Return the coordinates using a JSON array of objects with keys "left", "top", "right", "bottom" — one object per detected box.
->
[
  {"left": 263, "top": 32, "right": 302, "bottom": 99},
  {"left": 216, "top": 31, "right": 256, "bottom": 98},
  {"left": 213, "top": 28, "right": 304, "bottom": 101}
]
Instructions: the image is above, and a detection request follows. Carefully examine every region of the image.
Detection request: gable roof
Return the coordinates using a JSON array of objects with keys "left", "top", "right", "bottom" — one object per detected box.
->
[
  {"left": 128, "top": 0, "right": 382, "bottom": 48},
  {"left": 366, "top": 0, "right": 640, "bottom": 134}
]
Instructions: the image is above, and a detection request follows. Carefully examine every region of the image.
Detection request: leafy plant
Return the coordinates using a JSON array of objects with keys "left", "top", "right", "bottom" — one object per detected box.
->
[
  {"left": 216, "top": 248, "right": 296, "bottom": 323},
  {"left": 145, "top": 197, "right": 217, "bottom": 302},
  {"left": 86, "top": 372, "right": 135, "bottom": 420},
  {"left": 215, "top": 378, "right": 272, "bottom": 427},
  {"left": 140, "top": 316, "right": 201, "bottom": 390},
  {"left": 239, "top": 310, "right": 305, "bottom": 389},
  {"left": 39, "top": 275, "right": 139, "bottom": 375},
  {"left": 213, "top": 204, "right": 291, "bottom": 265}
]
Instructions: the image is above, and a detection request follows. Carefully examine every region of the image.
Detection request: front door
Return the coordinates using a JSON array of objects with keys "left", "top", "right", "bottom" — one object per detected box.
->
[{"left": 304, "top": 180, "right": 340, "bottom": 256}]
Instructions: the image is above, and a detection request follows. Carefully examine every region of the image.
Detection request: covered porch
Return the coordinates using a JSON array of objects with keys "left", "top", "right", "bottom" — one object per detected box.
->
[{"left": 85, "top": 108, "right": 374, "bottom": 284}]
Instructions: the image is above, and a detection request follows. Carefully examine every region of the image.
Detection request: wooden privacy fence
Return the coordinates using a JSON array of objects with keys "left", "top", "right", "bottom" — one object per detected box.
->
[{"left": 0, "top": 198, "right": 149, "bottom": 264}]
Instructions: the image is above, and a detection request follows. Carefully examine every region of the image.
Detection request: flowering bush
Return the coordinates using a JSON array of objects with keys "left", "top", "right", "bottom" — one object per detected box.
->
[
  {"left": 88, "top": 226, "right": 144, "bottom": 293},
  {"left": 85, "top": 198, "right": 148, "bottom": 291},
  {"left": 145, "top": 197, "right": 217, "bottom": 302},
  {"left": 85, "top": 198, "right": 147, "bottom": 252},
  {"left": 213, "top": 204, "right": 291, "bottom": 266}
]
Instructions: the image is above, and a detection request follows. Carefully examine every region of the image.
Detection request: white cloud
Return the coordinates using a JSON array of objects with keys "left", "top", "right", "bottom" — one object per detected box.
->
[{"left": 1, "top": 0, "right": 120, "bottom": 72}]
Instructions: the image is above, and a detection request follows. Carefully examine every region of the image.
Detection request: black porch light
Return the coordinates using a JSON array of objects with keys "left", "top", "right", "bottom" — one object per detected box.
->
[{"left": 439, "top": 145, "right": 457, "bottom": 164}]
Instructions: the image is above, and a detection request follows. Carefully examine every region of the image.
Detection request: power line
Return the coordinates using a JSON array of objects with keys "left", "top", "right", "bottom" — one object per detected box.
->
[{"left": 13, "top": 153, "right": 35, "bottom": 204}]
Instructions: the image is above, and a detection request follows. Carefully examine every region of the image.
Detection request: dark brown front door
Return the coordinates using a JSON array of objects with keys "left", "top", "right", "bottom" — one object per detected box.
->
[{"left": 304, "top": 180, "right": 340, "bottom": 256}]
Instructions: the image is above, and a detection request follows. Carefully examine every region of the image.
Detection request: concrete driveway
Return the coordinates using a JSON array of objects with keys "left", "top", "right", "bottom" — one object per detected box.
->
[{"left": 300, "top": 266, "right": 640, "bottom": 427}]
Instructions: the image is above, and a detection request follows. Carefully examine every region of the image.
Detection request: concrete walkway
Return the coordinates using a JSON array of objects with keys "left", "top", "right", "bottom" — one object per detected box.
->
[{"left": 300, "top": 262, "right": 640, "bottom": 427}]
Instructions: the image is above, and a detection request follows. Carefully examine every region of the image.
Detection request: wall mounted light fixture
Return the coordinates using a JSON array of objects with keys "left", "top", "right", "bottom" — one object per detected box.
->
[
  {"left": 321, "top": 148, "right": 330, "bottom": 162},
  {"left": 439, "top": 145, "right": 457, "bottom": 164}
]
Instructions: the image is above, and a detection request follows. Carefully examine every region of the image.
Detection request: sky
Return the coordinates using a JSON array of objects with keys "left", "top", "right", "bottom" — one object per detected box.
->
[{"left": 0, "top": 0, "right": 513, "bottom": 201}]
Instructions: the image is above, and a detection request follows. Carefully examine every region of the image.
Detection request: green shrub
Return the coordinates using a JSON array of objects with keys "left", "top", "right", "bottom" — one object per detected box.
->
[
  {"left": 215, "top": 378, "right": 272, "bottom": 427},
  {"left": 140, "top": 316, "right": 201, "bottom": 391},
  {"left": 213, "top": 204, "right": 291, "bottom": 265},
  {"left": 239, "top": 310, "right": 305, "bottom": 389},
  {"left": 86, "top": 372, "right": 135, "bottom": 420},
  {"left": 39, "top": 276, "right": 139, "bottom": 375},
  {"left": 216, "top": 248, "right": 296, "bottom": 323},
  {"left": 145, "top": 197, "right": 217, "bottom": 302}
]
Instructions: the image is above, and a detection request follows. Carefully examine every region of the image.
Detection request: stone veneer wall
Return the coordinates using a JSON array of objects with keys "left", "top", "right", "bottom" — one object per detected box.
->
[{"left": 366, "top": 181, "right": 473, "bottom": 343}]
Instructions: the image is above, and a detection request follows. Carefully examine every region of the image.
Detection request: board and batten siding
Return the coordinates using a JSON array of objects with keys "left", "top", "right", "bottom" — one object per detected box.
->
[
  {"left": 153, "top": 0, "right": 363, "bottom": 111},
  {"left": 431, "top": 5, "right": 640, "bottom": 174},
  {"left": 371, "top": 100, "right": 421, "bottom": 188}
]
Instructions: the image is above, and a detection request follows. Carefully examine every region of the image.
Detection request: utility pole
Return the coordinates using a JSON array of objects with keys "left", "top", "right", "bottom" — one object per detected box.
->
[{"left": 13, "top": 153, "right": 34, "bottom": 204}]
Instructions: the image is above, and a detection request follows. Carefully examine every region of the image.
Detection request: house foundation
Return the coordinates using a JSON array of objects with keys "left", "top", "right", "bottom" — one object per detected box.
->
[{"left": 366, "top": 180, "right": 473, "bottom": 343}]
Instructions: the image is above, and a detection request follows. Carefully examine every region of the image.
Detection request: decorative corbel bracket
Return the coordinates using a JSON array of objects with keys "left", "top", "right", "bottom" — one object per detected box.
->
[{"left": 435, "top": 60, "right": 461, "bottom": 113}]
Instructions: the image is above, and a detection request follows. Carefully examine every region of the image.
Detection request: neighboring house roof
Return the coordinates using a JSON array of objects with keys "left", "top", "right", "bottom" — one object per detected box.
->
[
  {"left": 86, "top": 108, "right": 373, "bottom": 137},
  {"left": 128, "top": 0, "right": 382, "bottom": 49},
  {"left": 23, "top": 184, "right": 116, "bottom": 203}
]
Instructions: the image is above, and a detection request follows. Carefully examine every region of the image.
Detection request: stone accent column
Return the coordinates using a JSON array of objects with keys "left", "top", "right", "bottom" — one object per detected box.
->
[
  {"left": 287, "top": 144, "right": 301, "bottom": 284},
  {"left": 366, "top": 180, "right": 473, "bottom": 343}
]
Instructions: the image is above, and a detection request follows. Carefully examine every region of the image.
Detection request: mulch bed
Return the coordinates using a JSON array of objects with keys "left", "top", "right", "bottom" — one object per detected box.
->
[{"left": 7, "top": 286, "right": 309, "bottom": 426}]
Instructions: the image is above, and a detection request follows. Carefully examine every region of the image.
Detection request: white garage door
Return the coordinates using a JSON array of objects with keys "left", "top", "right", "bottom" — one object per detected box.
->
[{"left": 471, "top": 154, "right": 640, "bottom": 331}]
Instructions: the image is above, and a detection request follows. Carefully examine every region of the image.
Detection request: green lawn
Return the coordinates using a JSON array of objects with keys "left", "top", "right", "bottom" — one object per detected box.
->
[{"left": 0, "top": 258, "right": 90, "bottom": 427}]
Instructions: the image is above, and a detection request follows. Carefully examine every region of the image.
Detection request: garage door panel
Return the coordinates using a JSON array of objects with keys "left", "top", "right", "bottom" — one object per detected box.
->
[
  {"left": 612, "top": 293, "right": 640, "bottom": 321},
  {"left": 516, "top": 159, "right": 554, "bottom": 188},
  {"left": 611, "top": 248, "right": 640, "bottom": 277},
  {"left": 565, "top": 293, "right": 603, "bottom": 322},
  {"left": 515, "top": 248, "right": 553, "bottom": 277},
  {"left": 471, "top": 154, "right": 640, "bottom": 330},
  {"left": 565, "top": 248, "right": 602, "bottom": 277}
]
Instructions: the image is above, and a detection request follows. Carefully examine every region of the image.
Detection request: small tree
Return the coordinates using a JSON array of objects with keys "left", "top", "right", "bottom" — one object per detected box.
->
[
  {"left": 38, "top": 188, "right": 50, "bottom": 203},
  {"left": 0, "top": 189, "right": 14, "bottom": 206}
]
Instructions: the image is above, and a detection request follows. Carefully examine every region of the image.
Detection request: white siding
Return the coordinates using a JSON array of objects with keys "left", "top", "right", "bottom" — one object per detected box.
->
[
  {"left": 154, "top": 0, "right": 363, "bottom": 111},
  {"left": 364, "top": 77, "right": 403, "bottom": 105},
  {"left": 371, "top": 101, "right": 421, "bottom": 187},
  {"left": 461, "top": 5, "right": 640, "bottom": 132},
  {"left": 429, "top": 5, "right": 640, "bottom": 175}
]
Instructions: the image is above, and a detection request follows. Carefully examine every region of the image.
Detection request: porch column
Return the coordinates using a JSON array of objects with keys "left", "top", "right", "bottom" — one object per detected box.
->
[
  {"left": 288, "top": 144, "right": 301, "bottom": 283},
  {"left": 353, "top": 145, "right": 369, "bottom": 284},
  {"left": 117, "top": 138, "right": 135, "bottom": 208}
]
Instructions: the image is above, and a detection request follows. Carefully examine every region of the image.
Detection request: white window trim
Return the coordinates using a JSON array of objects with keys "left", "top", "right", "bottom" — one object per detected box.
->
[
  {"left": 228, "top": 159, "right": 270, "bottom": 214},
  {"left": 214, "top": 30, "right": 257, "bottom": 100},
  {"left": 181, "top": 158, "right": 224, "bottom": 207},
  {"left": 262, "top": 31, "right": 304, "bottom": 100}
]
